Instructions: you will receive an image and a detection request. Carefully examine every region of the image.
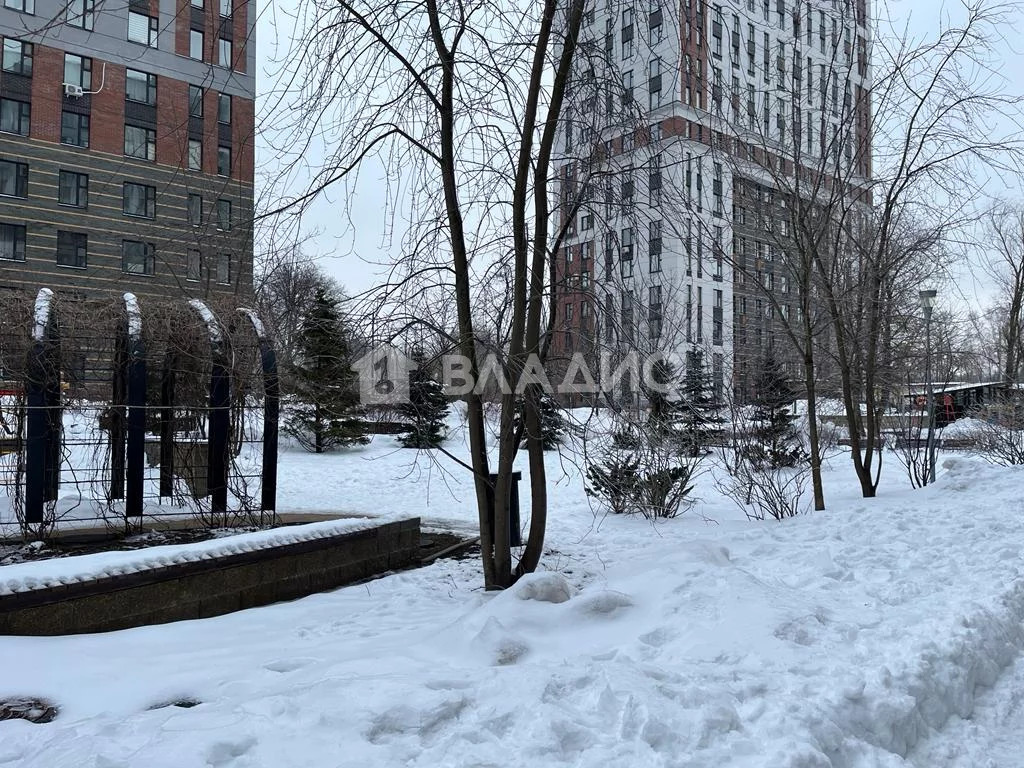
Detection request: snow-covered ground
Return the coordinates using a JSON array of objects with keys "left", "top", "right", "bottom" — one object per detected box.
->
[{"left": 2, "top": 414, "right": 1024, "bottom": 767}]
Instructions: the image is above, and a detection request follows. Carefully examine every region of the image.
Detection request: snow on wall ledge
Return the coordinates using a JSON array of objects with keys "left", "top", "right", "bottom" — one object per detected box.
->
[
  {"left": 0, "top": 517, "right": 421, "bottom": 635},
  {"left": 0, "top": 517, "right": 399, "bottom": 597}
]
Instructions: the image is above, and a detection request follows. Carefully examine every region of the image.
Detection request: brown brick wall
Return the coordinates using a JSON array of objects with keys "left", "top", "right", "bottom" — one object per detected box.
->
[
  {"left": 28, "top": 46, "right": 62, "bottom": 144},
  {"left": 175, "top": 0, "right": 190, "bottom": 57},
  {"left": 90, "top": 62, "right": 125, "bottom": 155},
  {"left": 157, "top": 77, "right": 188, "bottom": 168},
  {"left": 232, "top": 96, "right": 254, "bottom": 182},
  {"left": 202, "top": 86, "right": 219, "bottom": 174},
  {"left": 233, "top": 0, "right": 249, "bottom": 74}
]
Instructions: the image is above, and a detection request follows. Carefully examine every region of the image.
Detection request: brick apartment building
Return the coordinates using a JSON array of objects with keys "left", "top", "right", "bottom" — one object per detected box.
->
[
  {"left": 553, "top": 0, "right": 871, "bottom": 402},
  {"left": 0, "top": 0, "right": 255, "bottom": 305}
]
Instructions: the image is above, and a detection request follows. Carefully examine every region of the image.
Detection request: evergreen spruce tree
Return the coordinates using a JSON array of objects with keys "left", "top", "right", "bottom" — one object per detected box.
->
[
  {"left": 643, "top": 358, "right": 682, "bottom": 439},
  {"left": 285, "top": 286, "right": 368, "bottom": 453},
  {"left": 678, "top": 351, "right": 725, "bottom": 457},
  {"left": 513, "top": 391, "right": 565, "bottom": 450},
  {"left": 749, "top": 350, "right": 804, "bottom": 468},
  {"left": 398, "top": 353, "right": 450, "bottom": 448}
]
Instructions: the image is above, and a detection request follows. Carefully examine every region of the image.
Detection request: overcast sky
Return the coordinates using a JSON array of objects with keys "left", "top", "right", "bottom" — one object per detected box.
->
[{"left": 254, "top": 0, "right": 1024, "bottom": 311}]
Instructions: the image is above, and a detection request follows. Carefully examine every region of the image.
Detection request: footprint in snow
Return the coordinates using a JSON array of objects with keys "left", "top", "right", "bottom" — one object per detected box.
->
[
  {"left": 263, "top": 658, "right": 316, "bottom": 674},
  {"left": 205, "top": 735, "right": 257, "bottom": 766}
]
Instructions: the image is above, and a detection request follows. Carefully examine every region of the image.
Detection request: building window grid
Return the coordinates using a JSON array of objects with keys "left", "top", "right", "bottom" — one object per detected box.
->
[
  {"left": 0, "top": 98, "right": 30, "bottom": 136},
  {"left": 122, "top": 240, "right": 155, "bottom": 276},
  {"left": 66, "top": 0, "right": 95, "bottom": 31},
  {"left": 187, "top": 249, "right": 202, "bottom": 281},
  {"left": 57, "top": 170, "right": 88, "bottom": 207},
  {"left": 124, "top": 125, "right": 156, "bottom": 161},
  {"left": 64, "top": 53, "right": 92, "bottom": 90},
  {"left": 128, "top": 11, "right": 159, "bottom": 48},
  {"left": 56, "top": 230, "right": 87, "bottom": 269},
  {"left": 188, "top": 194, "right": 203, "bottom": 226},
  {"left": 123, "top": 182, "right": 156, "bottom": 219},
  {"left": 126, "top": 70, "right": 157, "bottom": 105},
  {"left": 0, "top": 222, "right": 26, "bottom": 261},
  {"left": 60, "top": 111, "right": 89, "bottom": 147},
  {"left": 0, "top": 159, "right": 28, "bottom": 198},
  {"left": 1, "top": 40, "right": 33, "bottom": 76}
]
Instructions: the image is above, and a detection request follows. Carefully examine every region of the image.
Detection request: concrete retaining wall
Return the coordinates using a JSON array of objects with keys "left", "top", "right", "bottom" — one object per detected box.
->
[{"left": 0, "top": 518, "right": 420, "bottom": 635}]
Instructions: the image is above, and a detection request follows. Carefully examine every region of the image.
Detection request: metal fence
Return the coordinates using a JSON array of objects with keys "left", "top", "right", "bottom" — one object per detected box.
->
[{"left": 0, "top": 289, "right": 278, "bottom": 540}]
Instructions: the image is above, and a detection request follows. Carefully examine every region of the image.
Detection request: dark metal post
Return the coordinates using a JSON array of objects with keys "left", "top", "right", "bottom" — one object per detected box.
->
[
  {"left": 24, "top": 344, "right": 47, "bottom": 526},
  {"left": 125, "top": 342, "right": 146, "bottom": 518},
  {"left": 109, "top": 333, "right": 127, "bottom": 500},
  {"left": 260, "top": 343, "right": 279, "bottom": 516},
  {"left": 159, "top": 355, "right": 175, "bottom": 499},
  {"left": 208, "top": 361, "right": 230, "bottom": 516}
]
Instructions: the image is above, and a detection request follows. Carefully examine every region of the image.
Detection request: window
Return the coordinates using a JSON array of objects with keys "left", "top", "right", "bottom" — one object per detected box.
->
[
  {"left": 217, "top": 252, "right": 231, "bottom": 284},
  {"left": 60, "top": 111, "right": 89, "bottom": 146},
  {"left": 64, "top": 53, "right": 92, "bottom": 90},
  {"left": 0, "top": 160, "right": 28, "bottom": 198},
  {"left": 122, "top": 241, "right": 155, "bottom": 275},
  {"left": 217, "top": 145, "right": 231, "bottom": 176},
  {"left": 190, "top": 29, "right": 203, "bottom": 60},
  {"left": 56, "top": 231, "right": 87, "bottom": 268},
  {"left": 216, "top": 199, "right": 231, "bottom": 230},
  {"left": 58, "top": 170, "right": 88, "bottom": 207},
  {"left": 0, "top": 222, "right": 25, "bottom": 261},
  {"left": 126, "top": 70, "right": 157, "bottom": 105},
  {"left": 188, "top": 139, "right": 202, "bottom": 170},
  {"left": 0, "top": 99, "right": 29, "bottom": 135},
  {"left": 218, "top": 38, "right": 232, "bottom": 68},
  {"left": 648, "top": 285, "right": 663, "bottom": 339},
  {"left": 191, "top": 0, "right": 203, "bottom": 6},
  {"left": 189, "top": 85, "right": 204, "bottom": 117},
  {"left": 187, "top": 249, "right": 201, "bottom": 281},
  {"left": 66, "top": 0, "right": 95, "bottom": 30},
  {"left": 125, "top": 125, "right": 156, "bottom": 160},
  {"left": 648, "top": 59, "right": 662, "bottom": 109},
  {"left": 3, "top": 0, "right": 34, "bottom": 13},
  {"left": 128, "top": 11, "right": 159, "bottom": 48},
  {"left": 219, "top": 0, "right": 231, "bottom": 16},
  {"left": 123, "top": 182, "right": 156, "bottom": 218},
  {"left": 2, "top": 40, "right": 32, "bottom": 76},
  {"left": 648, "top": 219, "right": 662, "bottom": 273},
  {"left": 188, "top": 194, "right": 203, "bottom": 226},
  {"left": 218, "top": 93, "right": 231, "bottom": 124}
]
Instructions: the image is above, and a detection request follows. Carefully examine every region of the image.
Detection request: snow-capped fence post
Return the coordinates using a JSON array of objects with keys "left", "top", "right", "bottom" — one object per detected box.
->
[
  {"left": 188, "top": 300, "right": 231, "bottom": 517},
  {"left": 238, "top": 308, "right": 279, "bottom": 520},
  {"left": 24, "top": 288, "right": 61, "bottom": 529}
]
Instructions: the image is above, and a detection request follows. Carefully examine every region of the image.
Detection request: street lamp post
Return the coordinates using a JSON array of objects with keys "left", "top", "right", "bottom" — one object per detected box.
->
[{"left": 920, "top": 289, "right": 938, "bottom": 484}]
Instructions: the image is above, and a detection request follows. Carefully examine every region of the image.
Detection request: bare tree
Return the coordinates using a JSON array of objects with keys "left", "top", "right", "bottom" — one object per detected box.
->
[
  {"left": 266, "top": 0, "right": 595, "bottom": 589},
  {"left": 982, "top": 204, "right": 1024, "bottom": 384}
]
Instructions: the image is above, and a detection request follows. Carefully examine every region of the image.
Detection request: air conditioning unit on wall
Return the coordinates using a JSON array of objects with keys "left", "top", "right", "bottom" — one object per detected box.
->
[{"left": 63, "top": 83, "right": 84, "bottom": 98}]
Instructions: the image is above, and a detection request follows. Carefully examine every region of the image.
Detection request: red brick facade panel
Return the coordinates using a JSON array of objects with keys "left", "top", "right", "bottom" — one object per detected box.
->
[
  {"left": 29, "top": 46, "right": 62, "bottom": 144},
  {"left": 175, "top": 0, "right": 191, "bottom": 57},
  {"left": 232, "top": 97, "right": 255, "bottom": 183},
  {"left": 158, "top": 77, "right": 189, "bottom": 169},
  {"left": 90, "top": 62, "right": 125, "bottom": 155}
]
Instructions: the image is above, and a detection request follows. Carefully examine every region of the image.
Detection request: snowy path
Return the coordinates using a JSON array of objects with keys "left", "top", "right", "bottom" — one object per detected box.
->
[
  {"left": 3, "top": 434, "right": 1024, "bottom": 766},
  {"left": 909, "top": 645, "right": 1024, "bottom": 767}
]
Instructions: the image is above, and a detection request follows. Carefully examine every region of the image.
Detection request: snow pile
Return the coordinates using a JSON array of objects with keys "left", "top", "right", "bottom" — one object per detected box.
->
[{"left": 0, "top": 517, "right": 391, "bottom": 596}]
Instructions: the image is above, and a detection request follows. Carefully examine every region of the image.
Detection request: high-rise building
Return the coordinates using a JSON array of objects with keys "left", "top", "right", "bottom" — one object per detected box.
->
[
  {"left": 554, "top": 0, "right": 871, "bottom": 401},
  {"left": 0, "top": 0, "right": 255, "bottom": 304}
]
